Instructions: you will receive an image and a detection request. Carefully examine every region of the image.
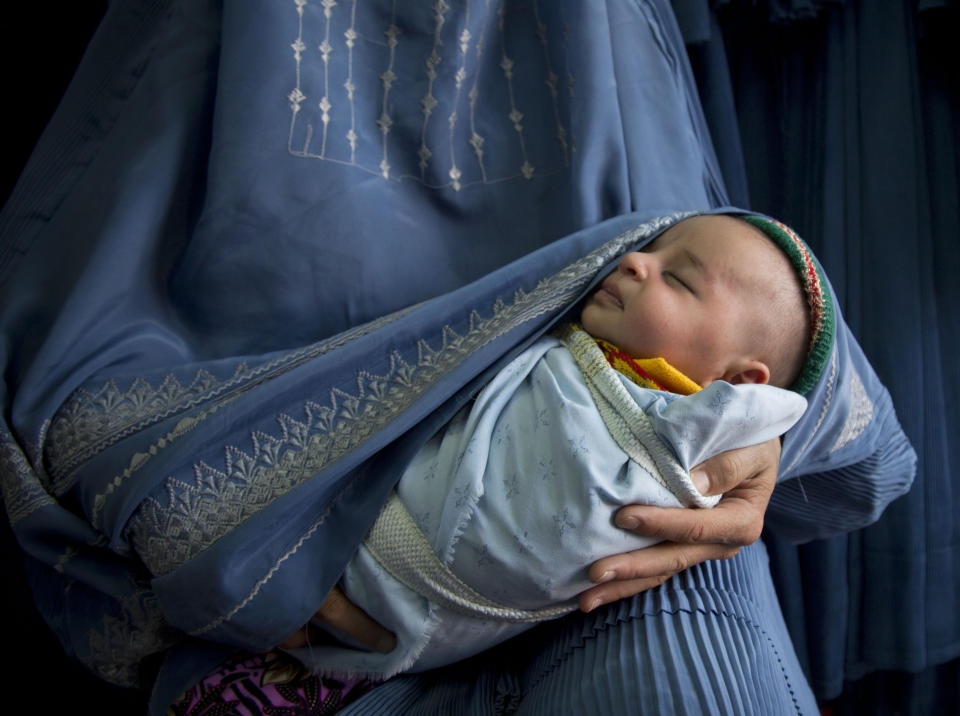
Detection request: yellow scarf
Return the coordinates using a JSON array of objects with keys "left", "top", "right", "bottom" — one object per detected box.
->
[
  {"left": 555, "top": 323, "right": 701, "bottom": 395},
  {"left": 594, "top": 338, "right": 700, "bottom": 395}
]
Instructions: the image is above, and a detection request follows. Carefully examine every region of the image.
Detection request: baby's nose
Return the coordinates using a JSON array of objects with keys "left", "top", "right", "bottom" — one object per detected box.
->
[{"left": 618, "top": 252, "right": 650, "bottom": 280}]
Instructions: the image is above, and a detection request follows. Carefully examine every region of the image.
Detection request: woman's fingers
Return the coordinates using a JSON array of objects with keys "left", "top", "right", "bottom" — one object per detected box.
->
[
  {"left": 577, "top": 439, "right": 783, "bottom": 613},
  {"left": 688, "top": 437, "right": 781, "bottom": 497},
  {"left": 579, "top": 541, "right": 741, "bottom": 612},
  {"left": 612, "top": 438, "right": 780, "bottom": 546},
  {"left": 613, "top": 494, "right": 766, "bottom": 547},
  {"left": 578, "top": 574, "right": 672, "bottom": 612}
]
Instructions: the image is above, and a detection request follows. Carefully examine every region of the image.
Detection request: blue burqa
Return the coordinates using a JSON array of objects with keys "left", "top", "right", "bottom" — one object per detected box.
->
[{"left": 0, "top": 0, "right": 915, "bottom": 712}]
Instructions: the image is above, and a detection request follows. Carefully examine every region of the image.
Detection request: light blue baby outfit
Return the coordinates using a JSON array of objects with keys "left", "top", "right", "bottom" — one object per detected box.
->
[{"left": 296, "top": 329, "right": 806, "bottom": 677}]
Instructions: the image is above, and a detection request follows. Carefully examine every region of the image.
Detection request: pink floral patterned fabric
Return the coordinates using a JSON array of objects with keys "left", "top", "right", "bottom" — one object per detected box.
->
[{"left": 169, "top": 650, "right": 378, "bottom": 715}]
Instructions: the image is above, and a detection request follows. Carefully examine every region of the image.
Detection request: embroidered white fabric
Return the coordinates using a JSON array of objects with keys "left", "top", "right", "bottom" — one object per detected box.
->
[{"left": 830, "top": 368, "right": 874, "bottom": 453}]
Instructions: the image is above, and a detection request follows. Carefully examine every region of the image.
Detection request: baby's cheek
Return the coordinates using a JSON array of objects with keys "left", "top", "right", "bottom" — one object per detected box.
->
[
  {"left": 579, "top": 302, "right": 603, "bottom": 335},
  {"left": 623, "top": 311, "right": 665, "bottom": 354}
]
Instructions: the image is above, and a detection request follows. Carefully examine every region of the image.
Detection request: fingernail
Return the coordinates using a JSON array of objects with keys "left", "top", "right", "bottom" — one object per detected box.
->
[
  {"left": 691, "top": 469, "right": 710, "bottom": 495},
  {"left": 586, "top": 598, "right": 603, "bottom": 612},
  {"left": 594, "top": 570, "right": 615, "bottom": 584},
  {"left": 615, "top": 515, "right": 639, "bottom": 530}
]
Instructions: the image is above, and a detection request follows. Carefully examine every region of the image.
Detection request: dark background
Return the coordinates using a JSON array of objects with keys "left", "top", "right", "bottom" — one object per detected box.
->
[{"left": 2, "top": 6, "right": 150, "bottom": 713}]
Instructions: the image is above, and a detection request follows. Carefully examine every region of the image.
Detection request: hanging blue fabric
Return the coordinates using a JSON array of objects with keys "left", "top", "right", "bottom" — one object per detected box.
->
[{"left": 680, "top": 0, "right": 960, "bottom": 707}]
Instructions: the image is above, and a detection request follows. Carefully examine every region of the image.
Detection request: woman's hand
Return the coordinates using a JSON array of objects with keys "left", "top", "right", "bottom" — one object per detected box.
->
[
  {"left": 578, "top": 437, "right": 781, "bottom": 612},
  {"left": 279, "top": 585, "right": 396, "bottom": 653}
]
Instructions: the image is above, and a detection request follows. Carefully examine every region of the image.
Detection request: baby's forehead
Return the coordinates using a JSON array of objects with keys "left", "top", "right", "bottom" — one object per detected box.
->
[
  {"left": 652, "top": 214, "right": 767, "bottom": 245},
  {"left": 648, "top": 216, "right": 786, "bottom": 274}
]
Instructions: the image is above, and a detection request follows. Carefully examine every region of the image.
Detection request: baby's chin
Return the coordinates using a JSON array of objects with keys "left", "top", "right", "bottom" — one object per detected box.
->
[{"left": 578, "top": 309, "right": 599, "bottom": 336}]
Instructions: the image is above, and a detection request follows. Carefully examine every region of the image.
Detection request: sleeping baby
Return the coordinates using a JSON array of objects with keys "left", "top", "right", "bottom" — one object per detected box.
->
[{"left": 291, "top": 214, "right": 827, "bottom": 677}]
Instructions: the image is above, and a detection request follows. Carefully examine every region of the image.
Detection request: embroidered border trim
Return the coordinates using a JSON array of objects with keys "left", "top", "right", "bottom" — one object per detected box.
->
[
  {"left": 84, "top": 577, "right": 177, "bottom": 688},
  {"left": 1, "top": 427, "right": 55, "bottom": 525},
  {"left": 128, "top": 214, "right": 688, "bottom": 577},
  {"left": 830, "top": 368, "right": 874, "bottom": 453},
  {"left": 44, "top": 304, "right": 419, "bottom": 495}
]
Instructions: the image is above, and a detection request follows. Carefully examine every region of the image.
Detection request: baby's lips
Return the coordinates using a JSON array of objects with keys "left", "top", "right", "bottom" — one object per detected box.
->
[{"left": 595, "top": 282, "right": 624, "bottom": 308}]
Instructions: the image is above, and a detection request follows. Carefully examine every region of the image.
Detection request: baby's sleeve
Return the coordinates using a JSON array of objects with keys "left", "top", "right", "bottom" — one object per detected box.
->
[{"left": 643, "top": 382, "right": 807, "bottom": 473}]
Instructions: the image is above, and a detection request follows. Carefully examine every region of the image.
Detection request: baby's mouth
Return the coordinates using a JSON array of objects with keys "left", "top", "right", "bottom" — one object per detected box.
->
[{"left": 595, "top": 282, "right": 623, "bottom": 309}]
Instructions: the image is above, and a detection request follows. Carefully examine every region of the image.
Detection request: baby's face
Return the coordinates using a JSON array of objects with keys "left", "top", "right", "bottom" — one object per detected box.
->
[{"left": 581, "top": 215, "right": 769, "bottom": 386}]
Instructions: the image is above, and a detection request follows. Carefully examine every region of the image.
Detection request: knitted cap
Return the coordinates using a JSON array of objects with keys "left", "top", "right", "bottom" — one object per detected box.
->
[{"left": 740, "top": 215, "right": 835, "bottom": 396}]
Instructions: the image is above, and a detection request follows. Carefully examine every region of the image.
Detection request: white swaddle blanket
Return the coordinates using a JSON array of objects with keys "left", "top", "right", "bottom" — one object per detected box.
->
[{"left": 295, "top": 329, "right": 806, "bottom": 677}]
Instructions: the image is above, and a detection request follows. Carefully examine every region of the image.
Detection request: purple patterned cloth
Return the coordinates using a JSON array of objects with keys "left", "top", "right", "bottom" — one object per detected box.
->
[{"left": 169, "top": 650, "right": 378, "bottom": 715}]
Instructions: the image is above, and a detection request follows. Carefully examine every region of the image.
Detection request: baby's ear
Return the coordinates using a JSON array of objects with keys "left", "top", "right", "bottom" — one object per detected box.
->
[{"left": 723, "top": 359, "right": 771, "bottom": 385}]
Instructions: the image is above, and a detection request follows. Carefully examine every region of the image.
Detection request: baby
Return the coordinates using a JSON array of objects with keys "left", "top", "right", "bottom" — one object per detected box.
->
[{"left": 292, "top": 214, "right": 828, "bottom": 678}]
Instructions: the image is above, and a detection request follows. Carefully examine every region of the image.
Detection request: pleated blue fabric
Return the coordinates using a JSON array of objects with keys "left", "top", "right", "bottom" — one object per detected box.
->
[{"left": 340, "top": 543, "right": 818, "bottom": 715}]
